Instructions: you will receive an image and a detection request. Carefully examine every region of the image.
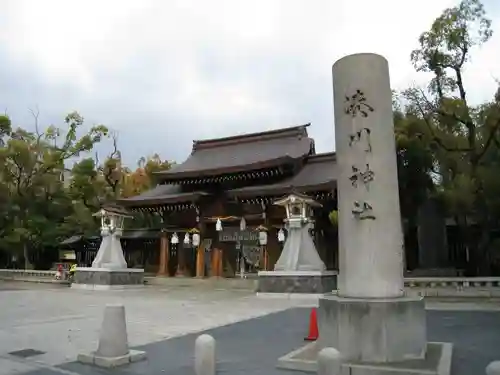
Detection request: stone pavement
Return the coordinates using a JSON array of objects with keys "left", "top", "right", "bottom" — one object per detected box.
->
[
  {"left": 1, "top": 281, "right": 500, "bottom": 375},
  {"left": 0, "top": 281, "right": 313, "bottom": 374}
]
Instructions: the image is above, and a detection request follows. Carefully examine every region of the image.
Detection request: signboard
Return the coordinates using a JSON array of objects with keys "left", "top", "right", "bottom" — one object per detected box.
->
[{"left": 218, "top": 227, "right": 258, "bottom": 242}]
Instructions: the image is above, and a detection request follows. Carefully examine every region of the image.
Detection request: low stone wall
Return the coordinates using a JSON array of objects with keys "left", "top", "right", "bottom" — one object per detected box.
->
[
  {"left": 0, "top": 269, "right": 58, "bottom": 281},
  {"left": 0, "top": 269, "right": 70, "bottom": 285},
  {"left": 2, "top": 269, "right": 500, "bottom": 297},
  {"left": 73, "top": 267, "right": 144, "bottom": 287},
  {"left": 405, "top": 277, "right": 500, "bottom": 298}
]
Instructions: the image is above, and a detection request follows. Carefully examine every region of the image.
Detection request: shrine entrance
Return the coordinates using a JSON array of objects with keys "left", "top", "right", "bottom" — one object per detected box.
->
[{"left": 218, "top": 227, "right": 260, "bottom": 276}]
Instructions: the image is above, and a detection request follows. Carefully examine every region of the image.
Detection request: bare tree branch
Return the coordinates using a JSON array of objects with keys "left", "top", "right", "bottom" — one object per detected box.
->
[{"left": 101, "top": 131, "right": 121, "bottom": 196}]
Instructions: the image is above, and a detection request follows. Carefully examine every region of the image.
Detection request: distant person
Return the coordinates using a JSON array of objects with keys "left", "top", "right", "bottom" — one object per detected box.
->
[{"left": 68, "top": 263, "right": 77, "bottom": 280}]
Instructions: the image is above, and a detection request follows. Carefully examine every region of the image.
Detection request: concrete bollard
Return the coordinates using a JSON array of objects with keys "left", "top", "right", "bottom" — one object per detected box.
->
[
  {"left": 486, "top": 361, "right": 500, "bottom": 375},
  {"left": 96, "top": 304, "right": 129, "bottom": 358},
  {"left": 77, "top": 304, "right": 146, "bottom": 368},
  {"left": 317, "top": 347, "right": 342, "bottom": 375},
  {"left": 195, "top": 334, "right": 216, "bottom": 375}
]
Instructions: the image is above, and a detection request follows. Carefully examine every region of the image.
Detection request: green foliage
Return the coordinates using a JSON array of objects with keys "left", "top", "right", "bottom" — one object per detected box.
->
[
  {"left": 0, "top": 110, "right": 175, "bottom": 268},
  {"left": 400, "top": 0, "right": 500, "bottom": 274},
  {"left": 328, "top": 210, "right": 338, "bottom": 228}
]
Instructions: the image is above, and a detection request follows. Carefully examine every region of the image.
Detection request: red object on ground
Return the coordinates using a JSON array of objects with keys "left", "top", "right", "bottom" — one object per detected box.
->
[{"left": 304, "top": 308, "right": 319, "bottom": 341}]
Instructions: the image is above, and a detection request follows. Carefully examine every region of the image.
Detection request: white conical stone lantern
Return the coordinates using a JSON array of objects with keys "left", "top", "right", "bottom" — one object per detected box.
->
[
  {"left": 272, "top": 193, "right": 325, "bottom": 272},
  {"left": 256, "top": 192, "right": 337, "bottom": 296},
  {"left": 71, "top": 205, "right": 145, "bottom": 290},
  {"left": 91, "top": 206, "right": 133, "bottom": 269}
]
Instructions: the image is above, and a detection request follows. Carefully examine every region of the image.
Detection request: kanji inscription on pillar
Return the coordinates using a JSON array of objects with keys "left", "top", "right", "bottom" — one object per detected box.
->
[
  {"left": 348, "top": 127, "right": 372, "bottom": 153},
  {"left": 349, "top": 164, "right": 375, "bottom": 188},
  {"left": 344, "top": 90, "right": 374, "bottom": 118},
  {"left": 352, "top": 201, "right": 375, "bottom": 220},
  {"left": 344, "top": 89, "right": 376, "bottom": 220}
]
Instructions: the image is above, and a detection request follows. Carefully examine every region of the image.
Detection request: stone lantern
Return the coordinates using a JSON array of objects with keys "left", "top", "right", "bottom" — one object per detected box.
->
[
  {"left": 256, "top": 192, "right": 337, "bottom": 295},
  {"left": 91, "top": 205, "right": 132, "bottom": 269},
  {"left": 71, "top": 205, "right": 145, "bottom": 290},
  {"left": 272, "top": 193, "right": 324, "bottom": 271}
]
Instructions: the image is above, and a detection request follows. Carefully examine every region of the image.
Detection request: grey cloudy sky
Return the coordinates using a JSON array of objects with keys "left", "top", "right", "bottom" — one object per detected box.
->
[{"left": 1, "top": 0, "right": 499, "bottom": 167}]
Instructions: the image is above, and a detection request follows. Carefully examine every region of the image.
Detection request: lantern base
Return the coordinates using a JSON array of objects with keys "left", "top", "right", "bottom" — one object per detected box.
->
[
  {"left": 256, "top": 270, "right": 337, "bottom": 295},
  {"left": 71, "top": 268, "right": 144, "bottom": 290}
]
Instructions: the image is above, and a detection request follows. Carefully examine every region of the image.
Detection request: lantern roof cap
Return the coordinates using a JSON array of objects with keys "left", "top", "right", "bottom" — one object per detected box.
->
[
  {"left": 92, "top": 204, "right": 133, "bottom": 218},
  {"left": 273, "top": 192, "right": 322, "bottom": 208}
]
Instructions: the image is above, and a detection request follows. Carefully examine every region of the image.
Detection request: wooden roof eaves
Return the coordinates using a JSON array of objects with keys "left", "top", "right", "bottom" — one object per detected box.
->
[
  {"left": 117, "top": 191, "right": 209, "bottom": 208},
  {"left": 229, "top": 181, "right": 336, "bottom": 200},
  {"left": 153, "top": 155, "right": 298, "bottom": 181}
]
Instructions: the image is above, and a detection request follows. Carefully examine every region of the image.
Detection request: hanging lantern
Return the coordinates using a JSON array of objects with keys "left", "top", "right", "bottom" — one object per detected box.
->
[
  {"left": 277, "top": 228, "right": 285, "bottom": 243},
  {"left": 192, "top": 232, "right": 200, "bottom": 247},
  {"left": 240, "top": 217, "right": 246, "bottom": 231},
  {"left": 258, "top": 230, "right": 268, "bottom": 246},
  {"left": 183, "top": 232, "right": 191, "bottom": 245},
  {"left": 171, "top": 232, "right": 179, "bottom": 245},
  {"left": 215, "top": 218, "right": 223, "bottom": 232}
]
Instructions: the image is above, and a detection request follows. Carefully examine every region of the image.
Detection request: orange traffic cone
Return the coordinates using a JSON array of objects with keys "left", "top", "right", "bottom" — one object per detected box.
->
[{"left": 304, "top": 308, "right": 319, "bottom": 341}]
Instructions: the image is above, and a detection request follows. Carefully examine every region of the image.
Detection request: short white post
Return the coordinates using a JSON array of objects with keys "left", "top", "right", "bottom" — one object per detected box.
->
[
  {"left": 96, "top": 304, "right": 129, "bottom": 358},
  {"left": 317, "top": 347, "right": 342, "bottom": 375},
  {"left": 486, "top": 361, "right": 500, "bottom": 375},
  {"left": 77, "top": 303, "right": 146, "bottom": 367},
  {"left": 195, "top": 334, "right": 216, "bottom": 375}
]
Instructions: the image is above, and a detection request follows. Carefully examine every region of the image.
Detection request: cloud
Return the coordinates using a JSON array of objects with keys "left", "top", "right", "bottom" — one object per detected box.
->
[{"left": 0, "top": 0, "right": 499, "bottom": 166}]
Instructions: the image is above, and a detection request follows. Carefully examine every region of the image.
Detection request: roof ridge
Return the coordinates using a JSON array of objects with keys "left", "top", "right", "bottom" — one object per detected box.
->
[{"left": 192, "top": 123, "right": 310, "bottom": 152}]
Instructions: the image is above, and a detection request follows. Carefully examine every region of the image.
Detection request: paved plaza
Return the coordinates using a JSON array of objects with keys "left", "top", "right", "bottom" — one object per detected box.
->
[{"left": 0, "top": 281, "right": 499, "bottom": 375}]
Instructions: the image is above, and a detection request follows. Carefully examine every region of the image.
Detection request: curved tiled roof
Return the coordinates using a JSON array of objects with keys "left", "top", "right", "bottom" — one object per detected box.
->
[
  {"left": 118, "top": 184, "right": 208, "bottom": 206},
  {"left": 154, "top": 124, "right": 314, "bottom": 181},
  {"left": 227, "top": 152, "right": 337, "bottom": 198},
  {"left": 117, "top": 152, "right": 337, "bottom": 207}
]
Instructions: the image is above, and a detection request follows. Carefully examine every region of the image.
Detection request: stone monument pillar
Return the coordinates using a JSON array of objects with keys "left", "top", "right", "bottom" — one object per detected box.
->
[
  {"left": 71, "top": 205, "right": 144, "bottom": 290},
  {"left": 318, "top": 53, "right": 427, "bottom": 363},
  {"left": 276, "top": 54, "right": 452, "bottom": 375},
  {"left": 257, "top": 193, "right": 337, "bottom": 295},
  {"left": 334, "top": 54, "right": 404, "bottom": 298}
]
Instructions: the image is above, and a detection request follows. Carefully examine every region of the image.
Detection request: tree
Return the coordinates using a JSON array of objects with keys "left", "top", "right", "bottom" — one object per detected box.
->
[
  {"left": 402, "top": 0, "right": 500, "bottom": 274},
  {"left": 121, "top": 154, "right": 174, "bottom": 229},
  {"left": 122, "top": 154, "right": 174, "bottom": 198},
  {"left": 100, "top": 131, "right": 124, "bottom": 199},
  {"left": 0, "top": 110, "right": 108, "bottom": 268},
  {"left": 393, "top": 108, "right": 436, "bottom": 269}
]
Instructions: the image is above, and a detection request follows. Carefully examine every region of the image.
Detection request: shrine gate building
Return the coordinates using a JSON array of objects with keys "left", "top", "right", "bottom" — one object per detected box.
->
[{"left": 117, "top": 124, "right": 338, "bottom": 277}]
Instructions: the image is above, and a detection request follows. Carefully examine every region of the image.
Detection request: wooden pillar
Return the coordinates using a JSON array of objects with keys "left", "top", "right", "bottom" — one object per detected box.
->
[
  {"left": 176, "top": 237, "right": 187, "bottom": 276},
  {"left": 195, "top": 219, "right": 206, "bottom": 278},
  {"left": 157, "top": 230, "right": 169, "bottom": 276},
  {"left": 196, "top": 245, "right": 204, "bottom": 277},
  {"left": 259, "top": 210, "right": 270, "bottom": 271},
  {"left": 211, "top": 248, "right": 218, "bottom": 277},
  {"left": 261, "top": 245, "right": 269, "bottom": 271},
  {"left": 217, "top": 248, "right": 223, "bottom": 276},
  {"left": 210, "top": 248, "right": 223, "bottom": 277}
]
